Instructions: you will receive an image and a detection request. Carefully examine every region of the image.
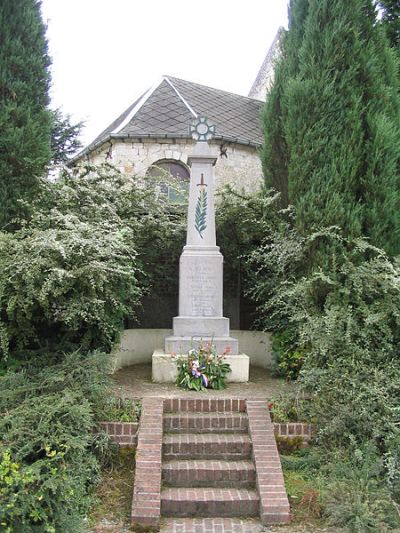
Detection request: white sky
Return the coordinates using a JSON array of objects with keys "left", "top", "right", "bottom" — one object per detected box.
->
[{"left": 41, "top": 0, "right": 289, "bottom": 146}]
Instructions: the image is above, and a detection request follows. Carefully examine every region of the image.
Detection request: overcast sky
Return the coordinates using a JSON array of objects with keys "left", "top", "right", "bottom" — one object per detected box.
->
[{"left": 41, "top": 0, "right": 289, "bottom": 146}]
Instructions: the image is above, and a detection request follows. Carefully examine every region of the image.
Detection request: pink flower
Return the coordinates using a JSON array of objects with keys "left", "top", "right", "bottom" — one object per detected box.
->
[{"left": 224, "top": 346, "right": 231, "bottom": 354}]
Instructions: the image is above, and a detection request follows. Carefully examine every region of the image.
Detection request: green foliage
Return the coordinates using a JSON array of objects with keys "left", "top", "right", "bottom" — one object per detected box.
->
[
  {"left": 0, "top": 215, "right": 143, "bottom": 358},
  {"left": 175, "top": 345, "right": 231, "bottom": 391},
  {"left": 0, "top": 350, "right": 113, "bottom": 532},
  {"left": 101, "top": 398, "right": 142, "bottom": 423},
  {"left": 269, "top": 393, "right": 314, "bottom": 423},
  {"left": 245, "top": 211, "right": 400, "bottom": 526},
  {"left": 281, "top": 448, "right": 324, "bottom": 521},
  {"left": 271, "top": 332, "right": 305, "bottom": 380},
  {"left": 323, "top": 444, "right": 400, "bottom": 532},
  {"left": 276, "top": 436, "right": 305, "bottom": 455},
  {"left": 250, "top": 226, "right": 400, "bottom": 447},
  {"left": 50, "top": 108, "right": 83, "bottom": 166},
  {"left": 261, "top": 0, "right": 400, "bottom": 255},
  {"left": 0, "top": 165, "right": 188, "bottom": 361},
  {"left": 0, "top": 350, "right": 112, "bottom": 417},
  {"left": 377, "top": 0, "right": 400, "bottom": 51},
  {"left": 0, "top": 0, "right": 53, "bottom": 228}
]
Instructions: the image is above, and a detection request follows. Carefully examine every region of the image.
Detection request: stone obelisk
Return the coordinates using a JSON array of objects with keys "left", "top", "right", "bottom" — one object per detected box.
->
[{"left": 165, "top": 117, "right": 239, "bottom": 355}]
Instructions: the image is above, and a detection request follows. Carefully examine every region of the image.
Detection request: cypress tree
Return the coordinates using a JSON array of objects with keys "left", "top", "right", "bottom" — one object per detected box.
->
[
  {"left": 262, "top": 0, "right": 400, "bottom": 255},
  {"left": 378, "top": 0, "right": 400, "bottom": 52},
  {"left": 0, "top": 0, "right": 53, "bottom": 228},
  {"left": 261, "top": 0, "right": 310, "bottom": 207}
]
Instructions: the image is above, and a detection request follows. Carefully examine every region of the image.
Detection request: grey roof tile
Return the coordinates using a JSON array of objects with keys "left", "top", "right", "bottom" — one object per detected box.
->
[{"left": 75, "top": 76, "right": 264, "bottom": 161}]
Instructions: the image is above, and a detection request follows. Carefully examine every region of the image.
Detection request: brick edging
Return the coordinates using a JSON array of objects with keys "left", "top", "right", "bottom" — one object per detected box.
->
[
  {"left": 273, "top": 422, "right": 314, "bottom": 441},
  {"left": 131, "top": 397, "right": 164, "bottom": 528},
  {"left": 98, "top": 421, "right": 139, "bottom": 447},
  {"left": 246, "top": 400, "right": 290, "bottom": 525}
]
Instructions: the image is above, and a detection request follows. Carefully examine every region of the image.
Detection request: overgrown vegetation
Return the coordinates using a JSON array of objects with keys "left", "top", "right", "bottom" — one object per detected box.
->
[
  {"left": 0, "top": 166, "right": 186, "bottom": 361},
  {"left": 102, "top": 397, "right": 142, "bottom": 423},
  {"left": 0, "top": 351, "right": 116, "bottom": 532}
]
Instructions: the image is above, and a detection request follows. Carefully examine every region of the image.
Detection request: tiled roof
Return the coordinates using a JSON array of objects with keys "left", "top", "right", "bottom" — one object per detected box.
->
[{"left": 71, "top": 76, "right": 264, "bottom": 162}]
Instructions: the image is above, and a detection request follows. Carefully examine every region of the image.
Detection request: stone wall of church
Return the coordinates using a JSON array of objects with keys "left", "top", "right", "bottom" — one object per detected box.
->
[{"left": 86, "top": 138, "right": 263, "bottom": 193}]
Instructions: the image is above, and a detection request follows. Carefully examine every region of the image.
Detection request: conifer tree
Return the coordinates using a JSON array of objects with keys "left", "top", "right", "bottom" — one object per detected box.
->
[
  {"left": 378, "top": 0, "right": 400, "bottom": 52},
  {"left": 261, "top": 0, "right": 309, "bottom": 207},
  {"left": 262, "top": 0, "right": 400, "bottom": 255},
  {"left": 0, "top": 0, "right": 53, "bottom": 228}
]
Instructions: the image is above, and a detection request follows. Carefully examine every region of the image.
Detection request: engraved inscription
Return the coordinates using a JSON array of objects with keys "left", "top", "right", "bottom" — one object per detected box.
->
[{"left": 187, "top": 263, "right": 217, "bottom": 316}]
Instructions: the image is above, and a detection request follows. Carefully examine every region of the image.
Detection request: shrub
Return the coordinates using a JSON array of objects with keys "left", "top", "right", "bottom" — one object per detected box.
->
[
  {"left": 271, "top": 332, "right": 305, "bottom": 380},
  {"left": 0, "top": 351, "right": 113, "bottom": 532},
  {"left": 0, "top": 165, "right": 189, "bottom": 361},
  {"left": 101, "top": 397, "right": 142, "bottom": 423},
  {"left": 323, "top": 445, "right": 400, "bottom": 532},
  {"left": 0, "top": 218, "right": 143, "bottom": 359}
]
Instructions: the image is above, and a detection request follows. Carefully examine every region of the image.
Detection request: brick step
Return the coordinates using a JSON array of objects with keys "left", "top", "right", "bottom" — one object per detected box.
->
[
  {"left": 163, "top": 398, "right": 246, "bottom": 413},
  {"left": 161, "top": 487, "right": 259, "bottom": 517},
  {"left": 162, "top": 459, "right": 256, "bottom": 487},
  {"left": 163, "top": 433, "right": 252, "bottom": 460},
  {"left": 163, "top": 412, "right": 248, "bottom": 433},
  {"left": 160, "top": 517, "right": 264, "bottom": 532}
]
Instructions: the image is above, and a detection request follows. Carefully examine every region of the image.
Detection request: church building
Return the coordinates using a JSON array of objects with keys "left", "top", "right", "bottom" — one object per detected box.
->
[{"left": 70, "top": 33, "right": 281, "bottom": 194}]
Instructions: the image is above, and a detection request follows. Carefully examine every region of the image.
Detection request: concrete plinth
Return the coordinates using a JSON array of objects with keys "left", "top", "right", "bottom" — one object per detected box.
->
[
  {"left": 173, "top": 316, "right": 229, "bottom": 337},
  {"left": 152, "top": 350, "right": 250, "bottom": 383},
  {"left": 165, "top": 336, "right": 239, "bottom": 356}
]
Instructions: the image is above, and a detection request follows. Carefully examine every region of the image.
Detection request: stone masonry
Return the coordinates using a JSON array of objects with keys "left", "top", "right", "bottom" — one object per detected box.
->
[{"left": 84, "top": 138, "right": 263, "bottom": 194}]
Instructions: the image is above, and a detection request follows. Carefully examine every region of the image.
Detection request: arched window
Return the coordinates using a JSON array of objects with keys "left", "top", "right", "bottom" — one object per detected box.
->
[{"left": 146, "top": 159, "right": 190, "bottom": 203}]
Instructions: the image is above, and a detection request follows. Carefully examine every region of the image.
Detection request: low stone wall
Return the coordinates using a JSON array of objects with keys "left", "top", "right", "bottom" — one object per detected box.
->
[
  {"left": 98, "top": 421, "right": 138, "bottom": 447},
  {"left": 113, "top": 329, "right": 272, "bottom": 370}
]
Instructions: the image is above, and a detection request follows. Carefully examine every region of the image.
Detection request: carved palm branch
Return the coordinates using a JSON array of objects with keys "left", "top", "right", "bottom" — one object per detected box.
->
[{"left": 195, "top": 188, "right": 207, "bottom": 238}]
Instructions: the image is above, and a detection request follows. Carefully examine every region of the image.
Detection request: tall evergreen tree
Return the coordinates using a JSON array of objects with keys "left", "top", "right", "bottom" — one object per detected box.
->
[
  {"left": 378, "top": 0, "right": 400, "bottom": 51},
  {"left": 0, "top": 0, "right": 53, "bottom": 228},
  {"left": 261, "top": 0, "right": 310, "bottom": 207},
  {"left": 262, "top": 0, "right": 400, "bottom": 255}
]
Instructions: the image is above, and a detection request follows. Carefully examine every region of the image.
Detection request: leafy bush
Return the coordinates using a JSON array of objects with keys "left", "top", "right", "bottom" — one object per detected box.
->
[
  {"left": 323, "top": 445, "right": 400, "bottom": 532},
  {"left": 268, "top": 393, "right": 314, "bottom": 423},
  {"left": 101, "top": 397, "right": 142, "bottom": 423},
  {"left": 0, "top": 165, "right": 188, "bottom": 361},
  {"left": 0, "top": 215, "right": 143, "bottom": 359},
  {"left": 271, "top": 332, "right": 305, "bottom": 380},
  {"left": 0, "top": 351, "right": 113, "bottom": 532},
  {"left": 245, "top": 215, "right": 400, "bottom": 526}
]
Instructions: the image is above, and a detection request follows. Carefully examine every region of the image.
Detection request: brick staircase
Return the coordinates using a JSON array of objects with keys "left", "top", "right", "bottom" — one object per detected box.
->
[{"left": 131, "top": 398, "right": 290, "bottom": 531}]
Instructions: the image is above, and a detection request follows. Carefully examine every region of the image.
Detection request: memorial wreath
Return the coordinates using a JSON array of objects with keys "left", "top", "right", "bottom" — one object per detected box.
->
[{"left": 173, "top": 344, "right": 231, "bottom": 391}]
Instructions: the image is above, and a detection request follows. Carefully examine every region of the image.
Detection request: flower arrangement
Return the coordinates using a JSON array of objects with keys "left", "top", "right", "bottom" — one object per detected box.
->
[{"left": 174, "top": 344, "right": 231, "bottom": 391}]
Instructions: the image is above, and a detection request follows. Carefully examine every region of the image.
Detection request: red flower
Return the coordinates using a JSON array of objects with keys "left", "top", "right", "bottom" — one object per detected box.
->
[{"left": 224, "top": 345, "right": 231, "bottom": 354}]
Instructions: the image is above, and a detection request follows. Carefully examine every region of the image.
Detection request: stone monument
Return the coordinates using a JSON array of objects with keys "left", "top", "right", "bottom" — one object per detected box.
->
[{"left": 152, "top": 117, "right": 249, "bottom": 382}]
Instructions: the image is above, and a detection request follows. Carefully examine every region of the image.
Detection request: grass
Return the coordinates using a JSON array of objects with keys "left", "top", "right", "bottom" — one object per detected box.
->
[{"left": 89, "top": 447, "right": 136, "bottom": 528}]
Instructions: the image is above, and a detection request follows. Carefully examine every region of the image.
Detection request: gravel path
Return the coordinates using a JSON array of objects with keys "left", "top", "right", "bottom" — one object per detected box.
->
[{"left": 111, "top": 363, "right": 293, "bottom": 400}]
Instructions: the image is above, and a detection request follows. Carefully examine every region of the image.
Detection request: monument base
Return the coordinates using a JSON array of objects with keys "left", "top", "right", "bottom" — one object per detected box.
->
[
  {"left": 152, "top": 350, "right": 250, "bottom": 383},
  {"left": 165, "top": 335, "right": 239, "bottom": 356}
]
